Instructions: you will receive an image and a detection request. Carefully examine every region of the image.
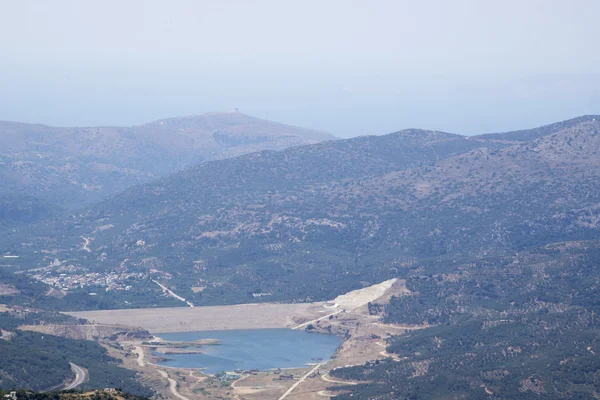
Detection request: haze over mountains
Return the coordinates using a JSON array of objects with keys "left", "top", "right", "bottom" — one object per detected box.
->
[
  {"left": 3, "top": 1, "right": 600, "bottom": 397},
  {"left": 0, "top": 111, "right": 333, "bottom": 224},
  {"left": 3, "top": 114, "right": 600, "bottom": 398},
  {"left": 3, "top": 115, "right": 599, "bottom": 305}
]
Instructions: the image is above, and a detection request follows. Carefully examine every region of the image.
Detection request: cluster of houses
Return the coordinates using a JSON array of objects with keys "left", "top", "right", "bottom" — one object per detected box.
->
[
  {"left": 29, "top": 267, "right": 172, "bottom": 293},
  {"left": 31, "top": 270, "right": 143, "bottom": 292},
  {"left": 210, "top": 366, "right": 325, "bottom": 385},
  {"left": 234, "top": 368, "right": 260, "bottom": 375}
]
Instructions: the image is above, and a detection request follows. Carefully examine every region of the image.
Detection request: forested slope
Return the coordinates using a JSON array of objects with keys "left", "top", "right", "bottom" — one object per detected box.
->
[
  {"left": 7, "top": 118, "right": 600, "bottom": 307},
  {"left": 0, "top": 310, "right": 151, "bottom": 396},
  {"left": 331, "top": 242, "right": 600, "bottom": 399}
]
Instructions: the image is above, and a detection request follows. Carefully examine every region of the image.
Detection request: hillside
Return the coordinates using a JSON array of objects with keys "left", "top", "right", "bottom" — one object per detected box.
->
[
  {"left": 0, "top": 111, "right": 334, "bottom": 225},
  {"left": 5, "top": 117, "right": 600, "bottom": 309},
  {"left": 0, "top": 308, "right": 151, "bottom": 396},
  {"left": 330, "top": 240, "right": 600, "bottom": 399},
  {"left": 3, "top": 116, "right": 600, "bottom": 399},
  {"left": 474, "top": 114, "right": 600, "bottom": 142},
  {"left": 4, "top": 129, "right": 483, "bottom": 305},
  {"left": 0, "top": 390, "right": 149, "bottom": 400}
]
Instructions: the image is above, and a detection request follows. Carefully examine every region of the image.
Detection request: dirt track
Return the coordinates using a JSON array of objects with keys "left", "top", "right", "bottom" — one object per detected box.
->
[{"left": 157, "top": 369, "right": 190, "bottom": 400}]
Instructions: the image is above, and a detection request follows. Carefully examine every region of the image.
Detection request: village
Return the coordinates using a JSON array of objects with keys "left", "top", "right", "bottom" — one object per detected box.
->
[
  {"left": 59, "top": 279, "right": 417, "bottom": 400},
  {"left": 28, "top": 264, "right": 171, "bottom": 293}
]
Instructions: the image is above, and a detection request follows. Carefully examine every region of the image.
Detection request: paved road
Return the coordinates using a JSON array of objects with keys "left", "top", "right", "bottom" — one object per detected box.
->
[
  {"left": 292, "top": 310, "right": 343, "bottom": 330},
  {"left": 64, "top": 362, "right": 86, "bottom": 390},
  {"left": 152, "top": 280, "right": 194, "bottom": 307},
  {"left": 278, "top": 363, "right": 325, "bottom": 400}
]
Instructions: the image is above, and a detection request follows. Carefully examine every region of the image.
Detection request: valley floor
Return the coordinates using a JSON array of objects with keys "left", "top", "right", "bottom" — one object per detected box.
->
[
  {"left": 33, "top": 279, "right": 421, "bottom": 399},
  {"left": 125, "top": 280, "right": 419, "bottom": 399}
]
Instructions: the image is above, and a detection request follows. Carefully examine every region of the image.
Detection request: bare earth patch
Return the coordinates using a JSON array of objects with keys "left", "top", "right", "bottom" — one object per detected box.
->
[
  {"left": 61, "top": 279, "right": 423, "bottom": 400},
  {"left": 67, "top": 302, "right": 321, "bottom": 333},
  {"left": 0, "top": 283, "right": 19, "bottom": 296}
]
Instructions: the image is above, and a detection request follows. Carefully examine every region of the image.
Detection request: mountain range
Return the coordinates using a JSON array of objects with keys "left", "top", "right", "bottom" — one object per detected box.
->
[
  {"left": 2, "top": 114, "right": 600, "bottom": 399},
  {"left": 4, "top": 115, "right": 600, "bottom": 307},
  {"left": 0, "top": 111, "right": 333, "bottom": 224}
]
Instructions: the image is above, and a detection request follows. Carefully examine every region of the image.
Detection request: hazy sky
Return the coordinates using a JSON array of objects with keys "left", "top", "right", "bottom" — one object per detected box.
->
[{"left": 1, "top": 0, "right": 600, "bottom": 137}]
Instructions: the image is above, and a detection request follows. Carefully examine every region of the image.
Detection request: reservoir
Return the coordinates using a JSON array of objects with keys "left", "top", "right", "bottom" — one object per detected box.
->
[{"left": 153, "top": 328, "right": 341, "bottom": 374}]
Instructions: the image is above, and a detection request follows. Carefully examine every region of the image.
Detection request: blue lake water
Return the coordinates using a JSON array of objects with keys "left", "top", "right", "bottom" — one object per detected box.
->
[{"left": 153, "top": 329, "right": 341, "bottom": 374}]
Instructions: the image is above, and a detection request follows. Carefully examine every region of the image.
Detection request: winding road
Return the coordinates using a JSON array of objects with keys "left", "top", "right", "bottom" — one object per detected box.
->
[
  {"left": 81, "top": 237, "right": 92, "bottom": 253},
  {"left": 64, "top": 362, "right": 86, "bottom": 390},
  {"left": 157, "top": 370, "right": 190, "bottom": 400},
  {"left": 133, "top": 345, "right": 190, "bottom": 399}
]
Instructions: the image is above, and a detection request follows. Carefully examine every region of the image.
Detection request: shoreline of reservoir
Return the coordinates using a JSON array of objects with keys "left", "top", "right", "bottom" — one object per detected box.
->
[{"left": 151, "top": 328, "right": 341, "bottom": 374}]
